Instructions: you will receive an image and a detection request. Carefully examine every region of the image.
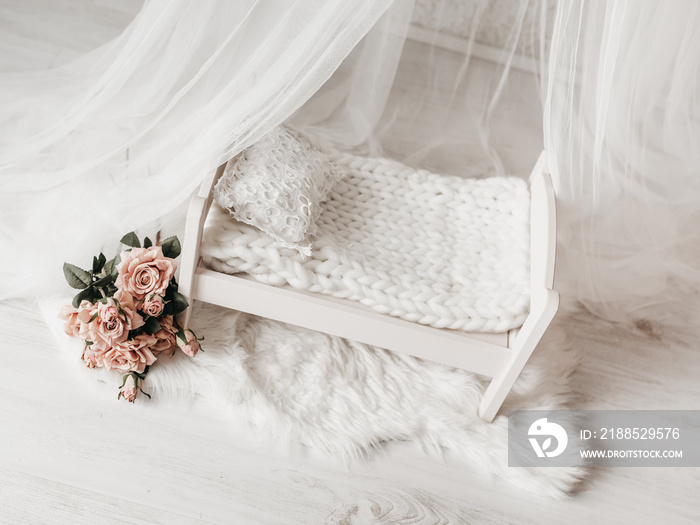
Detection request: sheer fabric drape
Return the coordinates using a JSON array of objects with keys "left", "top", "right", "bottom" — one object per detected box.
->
[
  {"left": 545, "top": 0, "right": 700, "bottom": 321},
  {"left": 2, "top": 0, "right": 698, "bottom": 326},
  {"left": 309, "top": 0, "right": 700, "bottom": 323},
  {"left": 0, "top": 0, "right": 394, "bottom": 299}
]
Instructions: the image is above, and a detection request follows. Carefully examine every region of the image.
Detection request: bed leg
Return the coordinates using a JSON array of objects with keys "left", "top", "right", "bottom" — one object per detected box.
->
[
  {"left": 177, "top": 195, "right": 209, "bottom": 329},
  {"left": 478, "top": 288, "right": 559, "bottom": 422},
  {"left": 176, "top": 162, "right": 228, "bottom": 329}
]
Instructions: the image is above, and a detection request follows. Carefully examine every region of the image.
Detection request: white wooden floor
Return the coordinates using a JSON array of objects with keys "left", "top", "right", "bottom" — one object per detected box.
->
[{"left": 2, "top": 1, "right": 700, "bottom": 523}]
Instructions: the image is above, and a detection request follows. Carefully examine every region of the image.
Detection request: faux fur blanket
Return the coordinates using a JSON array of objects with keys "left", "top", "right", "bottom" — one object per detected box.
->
[{"left": 46, "top": 299, "right": 584, "bottom": 497}]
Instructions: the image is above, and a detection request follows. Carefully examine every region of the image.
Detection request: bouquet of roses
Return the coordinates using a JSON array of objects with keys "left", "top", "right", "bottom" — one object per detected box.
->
[{"left": 59, "top": 232, "right": 201, "bottom": 402}]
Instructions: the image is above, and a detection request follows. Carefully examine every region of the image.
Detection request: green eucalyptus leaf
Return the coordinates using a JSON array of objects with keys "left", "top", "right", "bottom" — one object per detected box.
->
[
  {"left": 63, "top": 263, "right": 92, "bottom": 289},
  {"left": 176, "top": 329, "right": 188, "bottom": 345},
  {"left": 166, "top": 291, "right": 189, "bottom": 316},
  {"left": 160, "top": 236, "right": 181, "bottom": 259},
  {"left": 103, "top": 258, "right": 114, "bottom": 277},
  {"left": 93, "top": 274, "right": 113, "bottom": 289},
  {"left": 92, "top": 253, "right": 106, "bottom": 274},
  {"left": 108, "top": 254, "right": 122, "bottom": 278},
  {"left": 72, "top": 286, "right": 94, "bottom": 308},
  {"left": 104, "top": 254, "right": 121, "bottom": 278},
  {"left": 120, "top": 232, "right": 140, "bottom": 248},
  {"left": 143, "top": 316, "right": 162, "bottom": 336}
]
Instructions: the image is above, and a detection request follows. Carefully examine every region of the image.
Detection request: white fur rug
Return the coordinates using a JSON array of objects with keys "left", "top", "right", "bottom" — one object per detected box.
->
[{"left": 45, "top": 298, "right": 584, "bottom": 498}]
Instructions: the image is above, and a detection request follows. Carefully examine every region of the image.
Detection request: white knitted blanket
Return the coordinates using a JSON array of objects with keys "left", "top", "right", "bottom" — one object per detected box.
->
[{"left": 201, "top": 152, "right": 531, "bottom": 332}]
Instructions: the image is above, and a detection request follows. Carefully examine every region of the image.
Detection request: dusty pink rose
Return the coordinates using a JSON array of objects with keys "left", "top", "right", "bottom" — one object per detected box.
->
[
  {"left": 158, "top": 314, "right": 176, "bottom": 334},
  {"left": 116, "top": 246, "right": 177, "bottom": 300},
  {"left": 77, "top": 291, "right": 143, "bottom": 351},
  {"left": 151, "top": 315, "right": 177, "bottom": 355},
  {"left": 119, "top": 374, "right": 139, "bottom": 403},
  {"left": 76, "top": 300, "right": 97, "bottom": 343},
  {"left": 142, "top": 294, "right": 165, "bottom": 317},
  {"left": 176, "top": 328, "right": 200, "bottom": 357},
  {"left": 82, "top": 347, "right": 100, "bottom": 369},
  {"left": 97, "top": 334, "right": 157, "bottom": 374},
  {"left": 58, "top": 304, "right": 82, "bottom": 337},
  {"left": 114, "top": 289, "right": 145, "bottom": 329}
]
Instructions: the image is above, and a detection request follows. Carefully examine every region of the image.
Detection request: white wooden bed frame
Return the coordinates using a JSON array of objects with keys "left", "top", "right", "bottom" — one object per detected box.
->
[{"left": 178, "top": 151, "right": 558, "bottom": 423}]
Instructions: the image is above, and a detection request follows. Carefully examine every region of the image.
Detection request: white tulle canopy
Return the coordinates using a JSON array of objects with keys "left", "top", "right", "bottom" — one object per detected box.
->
[
  {"left": 545, "top": 0, "right": 700, "bottom": 319},
  {"left": 1, "top": 0, "right": 698, "bottom": 325}
]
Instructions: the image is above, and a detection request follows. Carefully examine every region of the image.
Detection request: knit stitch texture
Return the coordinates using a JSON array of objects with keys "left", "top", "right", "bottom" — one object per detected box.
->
[{"left": 202, "top": 151, "right": 531, "bottom": 332}]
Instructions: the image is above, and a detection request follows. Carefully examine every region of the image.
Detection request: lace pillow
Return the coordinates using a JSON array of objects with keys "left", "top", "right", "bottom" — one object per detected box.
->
[{"left": 213, "top": 126, "right": 344, "bottom": 256}]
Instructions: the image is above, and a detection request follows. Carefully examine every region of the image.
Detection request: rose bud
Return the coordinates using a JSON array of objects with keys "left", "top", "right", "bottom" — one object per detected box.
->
[
  {"left": 82, "top": 347, "right": 99, "bottom": 369},
  {"left": 118, "top": 374, "right": 140, "bottom": 403},
  {"left": 176, "top": 328, "right": 201, "bottom": 357},
  {"left": 142, "top": 294, "right": 165, "bottom": 318}
]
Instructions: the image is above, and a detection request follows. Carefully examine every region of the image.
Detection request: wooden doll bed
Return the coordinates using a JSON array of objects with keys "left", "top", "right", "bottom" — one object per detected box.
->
[{"left": 178, "top": 149, "right": 558, "bottom": 423}]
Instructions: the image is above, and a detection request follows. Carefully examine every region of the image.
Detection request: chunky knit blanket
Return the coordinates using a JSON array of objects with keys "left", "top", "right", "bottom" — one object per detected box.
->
[{"left": 201, "top": 152, "right": 531, "bottom": 333}]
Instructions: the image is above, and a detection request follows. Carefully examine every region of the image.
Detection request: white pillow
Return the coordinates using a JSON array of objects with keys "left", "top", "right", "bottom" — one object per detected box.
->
[{"left": 214, "top": 126, "right": 344, "bottom": 256}]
